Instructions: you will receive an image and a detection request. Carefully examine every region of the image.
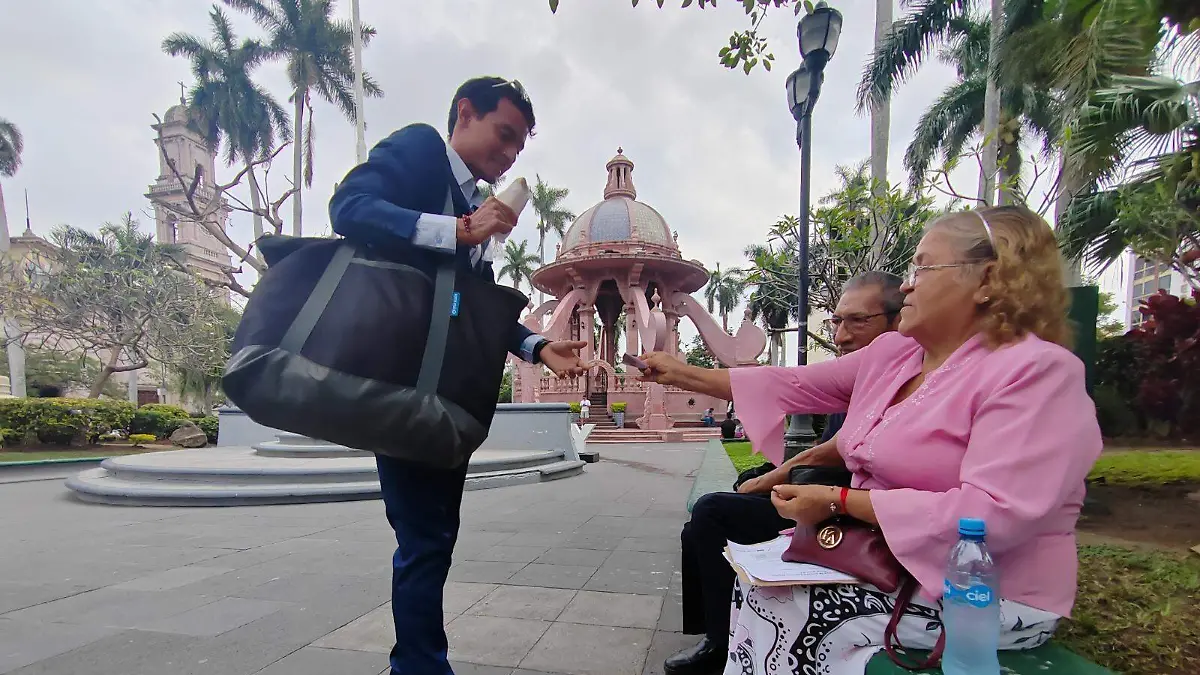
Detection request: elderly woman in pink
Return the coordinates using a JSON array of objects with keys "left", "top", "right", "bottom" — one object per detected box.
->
[{"left": 638, "top": 206, "right": 1102, "bottom": 675}]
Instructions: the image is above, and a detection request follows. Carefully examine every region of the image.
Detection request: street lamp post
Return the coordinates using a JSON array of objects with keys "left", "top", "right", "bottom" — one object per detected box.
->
[{"left": 782, "top": 1, "right": 843, "bottom": 460}]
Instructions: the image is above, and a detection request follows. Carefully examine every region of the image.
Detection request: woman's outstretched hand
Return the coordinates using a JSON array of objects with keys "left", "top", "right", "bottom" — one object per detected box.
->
[{"left": 636, "top": 352, "right": 690, "bottom": 388}]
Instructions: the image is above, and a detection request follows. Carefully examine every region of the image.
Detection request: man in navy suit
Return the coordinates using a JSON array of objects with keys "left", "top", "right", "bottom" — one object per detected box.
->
[{"left": 330, "top": 76, "right": 588, "bottom": 675}]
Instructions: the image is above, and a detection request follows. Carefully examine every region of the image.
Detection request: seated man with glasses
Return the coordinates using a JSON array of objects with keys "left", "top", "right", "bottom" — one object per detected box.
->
[{"left": 665, "top": 271, "right": 904, "bottom": 675}]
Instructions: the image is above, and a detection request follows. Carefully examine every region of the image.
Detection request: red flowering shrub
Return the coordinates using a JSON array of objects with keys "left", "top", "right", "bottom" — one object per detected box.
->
[{"left": 1128, "top": 290, "right": 1200, "bottom": 437}]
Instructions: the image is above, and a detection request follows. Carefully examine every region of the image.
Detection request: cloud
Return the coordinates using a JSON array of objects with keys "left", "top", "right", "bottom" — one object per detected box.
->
[{"left": 2, "top": 0, "right": 976, "bottom": 349}]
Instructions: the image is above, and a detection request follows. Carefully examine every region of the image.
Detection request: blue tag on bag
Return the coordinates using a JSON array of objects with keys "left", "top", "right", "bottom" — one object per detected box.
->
[{"left": 450, "top": 292, "right": 461, "bottom": 317}]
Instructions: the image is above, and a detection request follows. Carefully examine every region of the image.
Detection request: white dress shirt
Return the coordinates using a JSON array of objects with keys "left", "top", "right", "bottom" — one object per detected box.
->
[{"left": 411, "top": 144, "right": 544, "bottom": 363}]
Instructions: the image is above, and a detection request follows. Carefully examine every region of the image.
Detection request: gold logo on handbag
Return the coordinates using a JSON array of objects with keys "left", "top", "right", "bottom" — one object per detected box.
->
[{"left": 817, "top": 524, "right": 844, "bottom": 549}]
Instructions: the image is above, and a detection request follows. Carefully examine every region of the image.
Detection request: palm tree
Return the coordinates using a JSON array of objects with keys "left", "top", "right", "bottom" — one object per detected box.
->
[
  {"left": 163, "top": 5, "right": 291, "bottom": 250},
  {"left": 858, "top": 0, "right": 1013, "bottom": 204},
  {"left": 870, "top": 0, "right": 894, "bottom": 189},
  {"left": 1058, "top": 71, "right": 1200, "bottom": 289},
  {"left": 899, "top": 15, "right": 1061, "bottom": 195},
  {"left": 1059, "top": 30, "right": 1199, "bottom": 187},
  {"left": 530, "top": 175, "right": 575, "bottom": 299},
  {"left": 703, "top": 262, "right": 746, "bottom": 334},
  {"left": 1001, "top": 0, "right": 1166, "bottom": 246},
  {"left": 743, "top": 244, "right": 795, "bottom": 366},
  {"left": 0, "top": 117, "right": 22, "bottom": 245},
  {"left": 498, "top": 239, "right": 539, "bottom": 293},
  {"left": 0, "top": 117, "right": 25, "bottom": 397},
  {"left": 221, "top": 0, "right": 383, "bottom": 236}
]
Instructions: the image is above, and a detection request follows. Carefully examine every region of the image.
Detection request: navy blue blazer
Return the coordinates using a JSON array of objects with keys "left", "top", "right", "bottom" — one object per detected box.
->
[{"left": 328, "top": 123, "right": 537, "bottom": 358}]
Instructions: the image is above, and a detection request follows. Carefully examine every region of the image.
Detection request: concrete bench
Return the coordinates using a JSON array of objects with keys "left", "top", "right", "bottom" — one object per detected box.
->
[
  {"left": 866, "top": 641, "right": 1112, "bottom": 673},
  {"left": 687, "top": 441, "right": 1112, "bottom": 674}
]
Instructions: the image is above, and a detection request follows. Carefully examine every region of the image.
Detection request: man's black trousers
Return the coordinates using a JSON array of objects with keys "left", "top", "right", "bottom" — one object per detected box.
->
[{"left": 680, "top": 491, "right": 791, "bottom": 644}]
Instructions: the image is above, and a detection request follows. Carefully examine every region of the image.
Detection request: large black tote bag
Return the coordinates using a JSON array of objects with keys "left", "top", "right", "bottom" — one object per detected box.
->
[{"left": 223, "top": 232, "right": 528, "bottom": 470}]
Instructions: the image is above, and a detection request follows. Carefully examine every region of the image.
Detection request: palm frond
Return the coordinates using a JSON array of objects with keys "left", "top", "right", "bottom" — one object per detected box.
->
[
  {"left": 904, "top": 76, "right": 987, "bottom": 189},
  {"left": 856, "top": 0, "right": 973, "bottom": 112},
  {"left": 1068, "top": 74, "right": 1199, "bottom": 184},
  {"left": 220, "top": 0, "right": 282, "bottom": 33},
  {"left": 0, "top": 116, "right": 24, "bottom": 177}
]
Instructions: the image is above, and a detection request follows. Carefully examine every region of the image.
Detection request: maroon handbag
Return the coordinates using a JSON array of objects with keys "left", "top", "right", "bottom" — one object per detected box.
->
[
  {"left": 782, "top": 516, "right": 903, "bottom": 592},
  {"left": 783, "top": 517, "right": 945, "bottom": 670}
]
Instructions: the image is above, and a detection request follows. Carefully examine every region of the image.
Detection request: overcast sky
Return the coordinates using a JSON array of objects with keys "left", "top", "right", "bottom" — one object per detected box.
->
[{"left": 2, "top": 0, "right": 1006, "bottom": 359}]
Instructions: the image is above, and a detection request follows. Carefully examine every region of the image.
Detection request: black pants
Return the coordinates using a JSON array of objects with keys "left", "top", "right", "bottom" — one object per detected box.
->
[
  {"left": 681, "top": 491, "right": 792, "bottom": 645},
  {"left": 376, "top": 454, "right": 470, "bottom": 675}
]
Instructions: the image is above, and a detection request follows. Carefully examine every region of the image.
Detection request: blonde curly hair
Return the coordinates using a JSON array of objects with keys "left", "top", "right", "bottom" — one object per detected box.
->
[{"left": 930, "top": 205, "right": 1073, "bottom": 349}]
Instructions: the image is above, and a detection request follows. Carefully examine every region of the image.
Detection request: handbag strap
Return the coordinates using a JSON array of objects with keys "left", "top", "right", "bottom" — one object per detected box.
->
[
  {"left": 279, "top": 242, "right": 357, "bottom": 353},
  {"left": 415, "top": 187, "right": 460, "bottom": 395},
  {"left": 883, "top": 577, "right": 945, "bottom": 671}
]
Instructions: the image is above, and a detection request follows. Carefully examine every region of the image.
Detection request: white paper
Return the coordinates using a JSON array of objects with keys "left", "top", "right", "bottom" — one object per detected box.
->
[
  {"left": 490, "top": 177, "right": 531, "bottom": 251},
  {"left": 726, "top": 536, "right": 861, "bottom": 585},
  {"left": 494, "top": 176, "right": 531, "bottom": 215}
]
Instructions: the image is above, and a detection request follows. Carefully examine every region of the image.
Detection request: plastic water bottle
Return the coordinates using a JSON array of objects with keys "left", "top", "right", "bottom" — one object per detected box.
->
[{"left": 941, "top": 517, "right": 1001, "bottom": 675}]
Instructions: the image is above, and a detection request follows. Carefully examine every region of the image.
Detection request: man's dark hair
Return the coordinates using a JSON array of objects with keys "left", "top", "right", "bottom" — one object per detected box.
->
[
  {"left": 447, "top": 76, "right": 536, "bottom": 137},
  {"left": 845, "top": 271, "right": 905, "bottom": 315}
]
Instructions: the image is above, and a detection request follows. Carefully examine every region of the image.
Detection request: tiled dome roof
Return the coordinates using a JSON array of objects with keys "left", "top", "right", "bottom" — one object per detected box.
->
[{"left": 557, "top": 149, "right": 678, "bottom": 257}]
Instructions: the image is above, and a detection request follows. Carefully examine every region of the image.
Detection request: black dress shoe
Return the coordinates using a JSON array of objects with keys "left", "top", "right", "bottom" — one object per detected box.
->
[{"left": 664, "top": 637, "right": 726, "bottom": 675}]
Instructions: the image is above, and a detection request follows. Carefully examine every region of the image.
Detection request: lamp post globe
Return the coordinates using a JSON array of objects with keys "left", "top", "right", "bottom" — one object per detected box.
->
[
  {"left": 798, "top": 1, "right": 844, "bottom": 67},
  {"left": 784, "top": 65, "right": 813, "bottom": 122}
]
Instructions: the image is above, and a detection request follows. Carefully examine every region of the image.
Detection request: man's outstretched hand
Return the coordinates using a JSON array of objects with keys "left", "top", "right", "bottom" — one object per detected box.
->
[{"left": 540, "top": 340, "right": 592, "bottom": 378}]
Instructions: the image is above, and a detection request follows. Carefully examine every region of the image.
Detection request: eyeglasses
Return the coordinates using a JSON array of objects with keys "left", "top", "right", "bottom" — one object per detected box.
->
[
  {"left": 902, "top": 261, "right": 969, "bottom": 284},
  {"left": 904, "top": 261, "right": 990, "bottom": 286},
  {"left": 824, "top": 312, "right": 896, "bottom": 330}
]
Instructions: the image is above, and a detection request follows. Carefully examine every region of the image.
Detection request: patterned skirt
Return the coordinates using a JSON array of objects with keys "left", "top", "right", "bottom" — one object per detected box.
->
[{"left": 724, "top": 580, "right": 1060, "bottom": 675}]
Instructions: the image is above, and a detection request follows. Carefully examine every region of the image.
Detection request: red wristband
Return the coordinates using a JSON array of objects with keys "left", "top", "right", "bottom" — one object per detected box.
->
[
  {"left": 460, "top": 213, "right": 472, "bottom": 234},
  {"left": 839, "top": 487, "right": 849, "bottom": 514}
]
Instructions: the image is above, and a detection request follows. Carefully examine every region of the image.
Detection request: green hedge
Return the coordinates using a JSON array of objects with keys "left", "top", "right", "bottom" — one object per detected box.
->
[
  {"left": 0, "top": 398, "right": 135, "bottom": 446},
  {"left": 195, "top": 416, "right": 218, "bottom": 444},
  {"left": 0, "top": 399, "right": 219, "bottom": 447},
  {"left": 130, "top": 404, "right": 192, "bottom": 439},
  {"left": 0, "top": 428, "right": 21, "bottom": 447}
]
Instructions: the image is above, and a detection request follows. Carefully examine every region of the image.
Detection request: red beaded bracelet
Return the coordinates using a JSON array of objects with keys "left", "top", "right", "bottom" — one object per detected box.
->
[{"left": 460, "top": 213, "right": 473, "bottom": 234}]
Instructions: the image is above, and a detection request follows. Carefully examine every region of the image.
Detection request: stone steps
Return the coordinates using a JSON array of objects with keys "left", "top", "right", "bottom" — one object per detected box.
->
[
  {"left": 586, "top": 427, "right": 722, "bottom": 444},
  {"left": 65, "top": 446, "right": 583, "bottom": 507}
]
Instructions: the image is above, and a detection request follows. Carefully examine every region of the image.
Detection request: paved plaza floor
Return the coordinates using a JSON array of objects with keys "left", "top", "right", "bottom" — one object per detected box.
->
[{"left": 0, "top": 443, "right": 708, "bottom": 675}]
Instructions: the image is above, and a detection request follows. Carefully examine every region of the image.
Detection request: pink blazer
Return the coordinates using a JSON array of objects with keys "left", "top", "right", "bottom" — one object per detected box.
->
[{"left": 729, "top": 331, "right": 1102, "bottom": 616}]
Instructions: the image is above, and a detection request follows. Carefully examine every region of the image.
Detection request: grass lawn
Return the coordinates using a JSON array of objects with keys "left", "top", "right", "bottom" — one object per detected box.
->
[
  {"left": 724, "top": 442, "right": 1200, "bottom": 485},
  {"left": 1089, "top": 450, "right": 1200, "bottom": 484},
  {"left": 724, "top": 441, "right": 765, "bottom": 474},
  {"left": 0, "top": 446, "right": 170, "bottom": 464},
  {"left": 722, "top": 442, "right": 1200, "bottom": 673},
  {"left": 1060, "top": 545, "right": 1200, "bottom": 674}
]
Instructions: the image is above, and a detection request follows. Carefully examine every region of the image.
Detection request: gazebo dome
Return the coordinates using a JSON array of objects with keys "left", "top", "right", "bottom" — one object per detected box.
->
[{"left": 557, "top": 149, "right": 679, "bottom": 259}]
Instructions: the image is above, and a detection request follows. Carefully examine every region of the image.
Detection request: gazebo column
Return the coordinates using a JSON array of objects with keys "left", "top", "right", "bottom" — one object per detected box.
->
[
  {"left": 624, "top": 305, "right": 638, "bottom": 357},
  {"left": 671, "top": 314, "right": 684, "bottom": 356},
  {"left": 577, "top": 305, "right": 596, "bottom": 364}
]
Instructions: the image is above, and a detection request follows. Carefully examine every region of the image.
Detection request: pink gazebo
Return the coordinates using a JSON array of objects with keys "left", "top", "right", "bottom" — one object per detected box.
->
[{"left": 512, "top": 149, "right": 766, "bottom": 430}]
